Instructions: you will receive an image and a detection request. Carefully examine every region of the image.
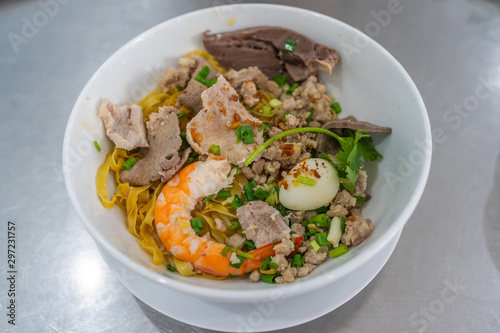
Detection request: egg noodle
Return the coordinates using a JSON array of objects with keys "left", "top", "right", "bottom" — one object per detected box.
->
[{"left": 95, "top": 51, "right": 273, "bottom": 279}]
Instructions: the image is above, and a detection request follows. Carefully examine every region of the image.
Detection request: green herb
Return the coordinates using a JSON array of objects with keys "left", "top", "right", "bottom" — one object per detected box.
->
[
  {"left": 277, "top": 203, "right": 286, "bottom": 217},
  {"left": 237, "top": 250, "right": 254, "bottom": 260},
  {"left": 216, "top": 189, "right": 231, "bottom": 199},
  {"left": 295, "top": 175, "right": 317, "bottom": 186},
  {"left": 243, "top": 181, "right": 257, "bottom": 201},
  {"left": 284, "top": 38, "right": 297, "bottom": 53},
  {"left": 229, "top": 220, "right": 240, "bottom": 230},
  {"left": 235, "top": 125, "right": 255, "bottom": 144},
  {"left": 354, "top": 195, "right": 366, "bottom": 205},
  {"left": 269, "top": 98, "right": 283, "bottom": 108},
  {"left": 203, "top": 195, "right": 214, "bottom": 203},
  {"left": 208, "top": 77, "right": 218, "bottom": 87},
  {"left": 93, "top": 140, "right": 101, "bottom": 152},
  {"left": 340, "top": 216, "right": 346, "bottom": 233},
  {"left": 273, "top": 75, "right": 288, "bottom": 86},
  {"left": 300, "top": 219, "right": 310, "bottom": 228},
  {"left": 122, "top": 157, "right": 136, "bottom": 170},
  {"left": 261, "top": 105, "right": 272, "bottom": 116},
  {"left": 328, "top": 244, "right": 349, "bottom": 258},
  {"left": 229, "top": 254, "right": 246, "bottom": 269},
  {"left": 244, "top": 105, "right": 251, "bottom": 111},
  {"left": 292, "top": 253, "right": 305, "bottom": 268},
  {"left": 286, "top": 83, "right": 299, "bottom": 95},
  {"left": 220, "top": 245, "right": 232, "bottom": 257},
  {"left": 315, "top": 206, "right": 329, "bottom": 213},
  {"left": 265, "top": 193, "right": 276, "bottom": 206},
  {"left": 311, "top": 149, "right": 318, "bottom": 158},
  {"left": 190, "top": 217, "right": 204, "bottom": 235},
  {"left": 331, "top": 102, "right": 342, "bottom": 114},
  {"left": 166, "top": 263, "right": 176, "bottom": 272},
  {"left": 304, "top": 229, "right": 314, "bottom": 240},
  {"left": 310, "top": 240, "right": 320, "bottom": 252},
  {"left": 315, "top": 232, "right": 330, "bottom": 246},
  {"left": 253, "top": 188, "right": 269, "bottom": 200},
  {"left": 177, "top": 111, "right": 186, "bottom": 119},
  {"left": 310, "top": 214, "right": 327, "bottom": 227},
  {"left": 281, "top": 111, "right": 291, "bottom": 122},
  {"left": 210, "top": 144, "right": 220, "bottom": 155},
  {"left": 245, "top": 239, "right": 256, "bottom": 251},
  {"left": 261, "top": 274, "right": 278, "bottom": 284},
  {"left": 258, "top": 124, "right": 266, "bottom": 131},
  {"left": 306, "top": 108, "right": 314, "bottom": 123},
  {"left": 227, "top": 273, "right": 239, "bottom": 279},
  {"left": 195, "top": 65, "right": 210, "bottom": 85},
  {"left": 178, "top": 86, "right": 186, "bottom": 92},
  {"left": 260, "top": 256, "right": 276, "bottom": 270},
  {"left": 230, "top": 194, "right": 244, "bottom": 210}
]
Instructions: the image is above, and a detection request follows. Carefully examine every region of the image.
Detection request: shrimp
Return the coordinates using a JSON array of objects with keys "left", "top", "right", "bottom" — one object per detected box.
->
[{"left": 154, "top": 156, "right": 303, "bottom": 276}]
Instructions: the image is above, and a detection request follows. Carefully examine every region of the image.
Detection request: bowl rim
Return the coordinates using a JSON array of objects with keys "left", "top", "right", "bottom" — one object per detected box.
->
[{"left": 63, "top": 3, "right": 432, "bottom": 302}]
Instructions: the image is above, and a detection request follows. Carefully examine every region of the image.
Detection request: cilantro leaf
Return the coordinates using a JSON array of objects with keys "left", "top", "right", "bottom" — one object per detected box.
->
[{"left": 358, "top": 136, "right": 383, "bottom": 162}]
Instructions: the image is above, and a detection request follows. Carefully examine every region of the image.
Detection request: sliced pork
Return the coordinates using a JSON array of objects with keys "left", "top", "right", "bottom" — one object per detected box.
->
[
  {"left": 120, "top": 106, "right": 190, "bottom": 186},
  {"left": 98, "top": 99, "right": 149, "bottom": 150},
  {"left": 178, "top": 56, "right": 219, "bottom": 112}
]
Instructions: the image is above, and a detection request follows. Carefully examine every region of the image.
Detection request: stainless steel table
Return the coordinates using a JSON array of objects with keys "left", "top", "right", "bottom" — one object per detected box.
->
[{"left": 1, "top": 0, "right": 499, "bottom": 332}]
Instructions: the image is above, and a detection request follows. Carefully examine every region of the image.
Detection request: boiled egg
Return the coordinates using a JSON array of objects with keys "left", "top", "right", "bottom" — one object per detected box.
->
[{"left": 279, "top": 158, "right": 339, "bottom": 210}]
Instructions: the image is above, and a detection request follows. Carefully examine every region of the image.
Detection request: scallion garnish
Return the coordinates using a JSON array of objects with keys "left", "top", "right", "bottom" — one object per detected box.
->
[
  {"left": 328, "top": 244, "right": 349, "bottom": 258},
  {"left": 292, "top": 253, "right": 305, "bottom": 268},
  {"left": 253, "top": 188, "right": 269, "bottom": 200},
  {"left": 208, "top": 77, "right": 218, "bottom": 87},
  {"left": 229, "top": 194, "right": 244, "bottom": 210},
  {"left": 315, "top": 206, "right": 329, "bottom": 213},
  {"left": 229, "top": 220, "right": 240, "bottom": 230},
  {"left": 195, "top": 65, "right": 217, "bottom": 86},
  {"left": 243, "top": 181, "right": 257, "bottom": 201},
  {"left": 315, "top": 232, "right": 330, "bottom": 246},
  {"left": 93, "top": 140, "right": 101, "bottom": 152},
  {"left": 261, "top": 105, "right": 272, "bottom": 116},
  {"left": 203, "top": 195, "right": 214, "bottom": 203},
  {"left": 261, "top": 274, "right": 278, "bottom": 284},
  {"left": 269, "top": 98, "right": 283, "bottom": 108},
  {"left": 190, "top": 217, "right": 204, "bottom": 235},
  {"left": 354, "top": 195, "right": 366, "bottom": 205},
  {"left": 310, "top": 240, "right": 320, "bottom": 252},
  {"left": 177, "top": 111, "right": 186, "bottom": 119},
  {"left": 277, "top": 203, "right": 286, "bottom": 217},
  {"left": 331, "top": 102, "right": 342, "bottom": 114},
  {"left": 272, "top": 75, "right": 288, "bottom": 86},
  {"left": 235, "top": 125, "right": 255, "bottom": 144},
  {"left": 122, "top": 157, "right": 136, "bottom": 170},
  {"left": 229, "top": 254, "right": 245, "bottom": 269},
  {"left": 178, "top": 86, "right": 186, "bottom": 91},
  {"left": 210, "top": 144, "right": 220, "bottom": 155},
  {"left": 286, "top": 83, "right": 299, "bottom": 95},
  {"left": 340, "top": 216, "right": 346, "bottom": 233},
  {"left": 220, "top": 245, "right": 232, "bottom": 257},
  {"left": 295, "top": 175, "right": 317, "bottom": 186},
  {"left": 166, "top": 263, "right": 176, "bottom": 272},
  {"left": 245, "top": 239, "right": 256, "bottom": 251},
  {"left": 300, "top": 219, "right": 310, "bottom": 228},
  {"left": 258, "top": 124, "right": 266, "bottom": 132},
  {"left": 310, "top": 214, "right": 327, "bottom": 227},
  {"left": 216, "top": 189, "right": 231, "bottom": 199},
  {"left": 284, "top": 38, "right": 297, "bottom": 53},
  {"left": 265, "top": 193, "right": 276, "bottom": 206},
  {"left": 306, "top": 107, "right": 314, "bottom": 123}
]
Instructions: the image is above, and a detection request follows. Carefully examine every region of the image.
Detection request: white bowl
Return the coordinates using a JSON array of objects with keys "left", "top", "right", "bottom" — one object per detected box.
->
[{"left": 63, "top": 3, "right": 431, "bottom": 330}]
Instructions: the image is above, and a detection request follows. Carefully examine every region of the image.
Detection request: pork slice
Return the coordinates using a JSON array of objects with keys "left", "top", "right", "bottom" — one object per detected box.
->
[
  {"left": 186, "top": 75, "right": 264, "bottom": 167},
  {"left": 120, "top": 106, "right": 190, "bottom": 186},
  {"left": 236, "top": 201, "right": 291, "bottom": 248},
  {"left": 203, "top": 27, "right": 340, "bottom": 81},
  {"left": 98, "top": 98, "right": 149, "bottom": 150},
  {"left": 224, "top": 66, "right": 271, "bottom": 90},
  {"left": 178, "top": 57, "right": 219, "bottom": 112}
]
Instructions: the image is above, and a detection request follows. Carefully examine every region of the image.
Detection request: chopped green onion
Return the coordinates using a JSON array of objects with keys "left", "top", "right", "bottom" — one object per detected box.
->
[
  {"left": 269, "top": 98, "right": 283, "bottom": 108},
  {"left": 199, "top": 65, "right": 210, "bottom": 78},
  {"left": 354, "top": 195, "right": 366, "bottom": 205},
  {"left": 237, "top": 251, "right": 254, "bottom": 260},
  {"left": 273, "top": 75, "right": 288, "bottom": 86},
  {"left": 229, "top": 194, "right": 244, "bottom": 210},
  {"left": 261, "top": 274, "right": 278, "bottom": 284},
  {"left": 310, "top": 240, "right": 320, "bottom": 252},
  {"left": 216, "top": 189, "right": 231, "bottom": 199},
  {"left": 265, "top": 193, "right": 276, "bottom": 206},
  {"left": 295, "top": 175, "right": 317, "bottom": 186},
  {"left": 258, "top": 124, "right": 266, "bottom": 132},
  {"left": 292, "top": 253, "right": 305, "bottom": 268},
  {"left": 166, "top": 263, "right": 176, "bottom": 272},
  {"left": 286, "top": 83, "right": 299, "bottom": 95},
  {"left": 260, "top": 256, "right": 273, "bottom": 270},
  {"left": 269, "top": 262, "right": 278, "bottom": 269},
  {"left": 300, "top": 219, "right": 310, "bottom": 228},
  {"left": 229, "top": 254, "right": 245, "bottom": 269},
  {"left": 93, "top": 140, "right": 101, "bottom": 152},
  {"left": 220, "top": 245, "right": 232, "bottom": 257},
  {"left": 277, "top": 203, "right": 286, "bottom": 216},
  {"left": 310, "top": 214, "right": 327, "bottom": 227},
  {"left": 190, "top": 217, "right": 204, "bottom": 235},
  {"left": 311, "top": 149, "right": 318, "bottom": 158},
  {"left": 203, "top": 195, "right": 214, "bottom": 203},
  {"left": 304, "top": 229, "right": 314, "bottom": 240},
  {"left": 210, "top": 144, "right": 220, "bottom": 155},
  {"left": 235, "top": 125, "right": 255, "bottom": 144},
  {"left": 328, "top": 244, "right": 349, "bottom": 258},
  {"left": 177, "top": 111, "right": 186, "bottom": 119},
  {"left": 243, "top": 181, "right": 257, "bottom": 201},
  {"left": 245, "top": 239, "right": 256, "bottom": 251},
  {"left": 229, "top": 220, "right": 240, "bottom": 230},
  {"left": 315, "top": 232, "right": 330, "bottom": 246},
  {"left": 208, "top": 77, "right": 218, "bottom": 87},
  {"left": 180, "top": 130, "right": 187, "bottom": 142},
  {"left": 340, "top": 216, "right": 346, "bottom": 233},
  {"left": 194, "top": 66, "right": 213, "bottom": 86},
  {"left": 244, "top": 127, "right": 345, "bottom": 166},
  {"left": 253, "top": 188, "right": 269, "bottom": 200},
  {"left": 122, "top": 157, "right": 136, "bottom": 171},
  {"left": 306, "top": 108, "right": 314, "bottom": 123},
  {"left": 315, "top": 206, "right": 329, "bottom": 213},
  {"left": 178, "top": 86, "right": 186, "bottom": 91},
  {"left": 331, "top": 102, "right": 342, "bottom": 114},
  {"left": 261, "top": 105, "right": 272, "bottom": 116},
  {"left": 227, "top": 273, "right": 239, "bottom": 279},
  {"left": 284, "top": 38, "right": 297, "bottom": 53}
]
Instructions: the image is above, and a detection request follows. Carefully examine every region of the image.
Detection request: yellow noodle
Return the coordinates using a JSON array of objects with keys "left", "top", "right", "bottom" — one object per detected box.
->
[{"left": 173, "top": 257, "right": 197, "bottom": 276}]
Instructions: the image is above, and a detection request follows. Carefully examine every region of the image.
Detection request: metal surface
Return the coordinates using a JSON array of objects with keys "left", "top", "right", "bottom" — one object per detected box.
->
[{"left": 1, "top": 0, "right": 499, "bottom": 332}]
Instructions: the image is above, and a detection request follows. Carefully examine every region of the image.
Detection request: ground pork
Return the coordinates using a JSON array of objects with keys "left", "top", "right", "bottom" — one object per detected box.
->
[
  {"left": 273, "top": 238, "right": 295, "bottom": 256},
  {"left": 304, "top": 249, "right": 327, "bottom": 265},
  {"left": 291, "top": 223, "right": 305, "bottom": 237},
  {"left": 297, "top": 263, "right": 316, "bottom": 278},
  {"left": 159, "top": 55, "right": 200, "bottom": 91},
  {"left": 354, "top": 170, "right": 368, "bottom": 196},
  {"left": 249, "top": 270, "right": 261, "bottom": 282},
  {"left": 334, "top": 189, "right": 357, "bottom": 208},
  {"left": 341, "top": 218, "right": 373, "bottom": 246},
  {"left": 226, "top": 233, "right": 245, "bottom": 249}
]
